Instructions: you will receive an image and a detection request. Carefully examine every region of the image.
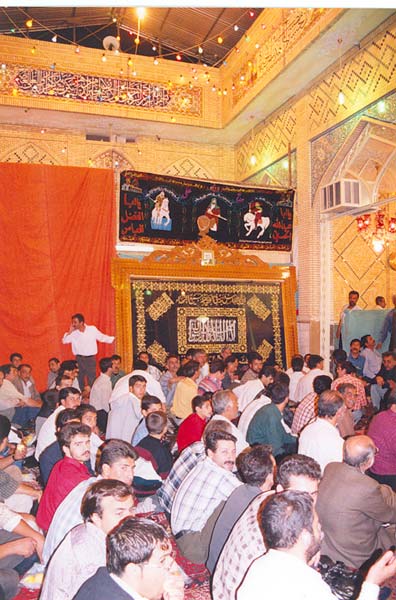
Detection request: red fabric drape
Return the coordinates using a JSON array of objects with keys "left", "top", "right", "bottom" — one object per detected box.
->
[{"left": 0, "top": 163, "right": 115, "bottom": 390}]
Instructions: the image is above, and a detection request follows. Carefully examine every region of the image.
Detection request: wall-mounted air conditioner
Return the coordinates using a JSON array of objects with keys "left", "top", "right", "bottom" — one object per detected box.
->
[{"left": 320, "top": 179, "right": 368, "bottom": 214}]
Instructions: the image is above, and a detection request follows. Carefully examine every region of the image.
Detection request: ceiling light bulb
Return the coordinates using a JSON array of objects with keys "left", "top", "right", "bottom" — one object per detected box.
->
[
  {"left": 176, "top": 54, "right": 182, "bottom": 61},
  {"left": 217, "top": 36, "right": 223, "bottom": 44},
  {"left": 198, "top": 46, "right": 203, "bottom": 54},
  {"left": 51, "top": 34, "right": 57, "bottom": 43},
  {"left": 101, "top": 53, "right": 107, "bottom": 62},
  {"left": 250, "top": 154, "right": 257, "bottom": 166},
  {"left": 234, "top": 25, "right": 239, "bottom": 31},
  {"left": 338, "top": 90, "right": 345, "bottom": 105},
  {"left": 25, "top": 19, "right": 33, "bottom": 28},
  {"left": 378, "top": 100, "right": 386, "bottom": 113},
  {"left": 136, "top": 7, "right": 146, "bottom": 20}
]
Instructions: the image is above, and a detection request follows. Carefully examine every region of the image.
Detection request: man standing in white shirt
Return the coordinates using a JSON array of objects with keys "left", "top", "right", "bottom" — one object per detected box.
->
[
  {"left": 298, "top": 390, "right": 344, "bottom": 474},
  {"left": 336, "top": 290, "right": 362, "bottom": 349},
  {"left": 62, "top": 313, "right": 115, "bottom": 388},
  {"left": 90, "top": 357, "right": 113, "bottom": 433}
]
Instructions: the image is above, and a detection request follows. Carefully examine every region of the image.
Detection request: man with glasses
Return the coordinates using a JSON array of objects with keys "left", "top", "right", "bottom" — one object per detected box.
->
[{"left": 74, "top": 518, "right": 183, "bottom": 600}]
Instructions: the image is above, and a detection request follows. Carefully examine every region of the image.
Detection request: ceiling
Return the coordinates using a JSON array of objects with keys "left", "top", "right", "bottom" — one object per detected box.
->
[{"left": 0, "top": 6, "right": 262, "bottom": 66}]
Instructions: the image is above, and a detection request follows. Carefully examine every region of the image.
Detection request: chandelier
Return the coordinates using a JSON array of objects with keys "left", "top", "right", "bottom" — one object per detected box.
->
[{"left": 356, "top": 209, "right": 396, "bottom": 253}]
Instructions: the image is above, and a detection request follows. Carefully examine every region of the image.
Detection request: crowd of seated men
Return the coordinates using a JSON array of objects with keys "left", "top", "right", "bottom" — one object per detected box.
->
[{"left": 0, "top": 341, "right": 395, "bottom": 600}]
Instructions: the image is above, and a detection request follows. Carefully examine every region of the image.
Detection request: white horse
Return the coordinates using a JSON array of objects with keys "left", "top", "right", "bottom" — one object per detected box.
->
[
  {"left": 151, "top": 195, "right": 171, "bottom": 227},
  {"left": 244, "top": 212, "right": 270, "bottom": 238}
]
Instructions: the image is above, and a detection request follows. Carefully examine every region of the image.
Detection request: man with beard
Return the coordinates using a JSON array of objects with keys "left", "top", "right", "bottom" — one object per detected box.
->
[{"left": 237, "top": 490, "right": 396, "bottom": 600}]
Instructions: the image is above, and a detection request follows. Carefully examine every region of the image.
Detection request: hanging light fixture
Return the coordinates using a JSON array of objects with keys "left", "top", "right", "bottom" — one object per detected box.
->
[{"left": 356, "top": 209, "right": 396, "bottom": 253}]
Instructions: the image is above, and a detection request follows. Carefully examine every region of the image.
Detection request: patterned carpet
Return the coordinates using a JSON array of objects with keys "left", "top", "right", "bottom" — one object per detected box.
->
[{"left": 14, "top": 511, "right": 211, "bottom": 600}]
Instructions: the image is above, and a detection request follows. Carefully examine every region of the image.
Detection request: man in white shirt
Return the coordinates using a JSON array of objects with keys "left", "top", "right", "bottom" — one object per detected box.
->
[
  {"left": 106, "top": 375, "right": 146, "bottom": 442},
  {"left": 286, "top": 355, "right": 305, "bottom": 403},
  {"left": 0, "top": 364, "right": 39, "bottom": 423},
  {"left": 138, "top": 351, "right": 162, "bottom": 381},
  {"left": 294, "top": 355, "right": 333, "bottom": 405},
  {"left": 62, "top": 313, "right": 115, "bottom": 388},
  {"left": 171, "top": 429, "right": 241, "bottom": 564},
  {"left": 233, "top": 366, "right": 275, "bottom": 413},
  {"left": 298, "top": 390, "right": 344, "bottom": 473},
  {"left": 110, "top": 361, "right": 165, "bottom": 405},
  {"left": 361, "top": 334, "right": 382, "bottom": 382},
  {"left": 35, "top": 387, "right": 81, "bottom": 460},
  {"left": 237, "top": 489, "right": 396, "bottom": 600},
  {"left": 192, "top": 349, "right": 209, "bottom": 385},
  {"left": 90, "top": 357, "right": 113, "bottom": 433},
  {"left": 211, "top": 390, "right": 248, "bottom": 456},
  {"left": 336, "top": 290, "right": 362, "bottom": 349}
]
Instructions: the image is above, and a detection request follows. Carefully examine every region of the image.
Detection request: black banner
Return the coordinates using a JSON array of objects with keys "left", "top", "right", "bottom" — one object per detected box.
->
[{"left": 120, "top": 171, "right": 294, "bottom": 251}]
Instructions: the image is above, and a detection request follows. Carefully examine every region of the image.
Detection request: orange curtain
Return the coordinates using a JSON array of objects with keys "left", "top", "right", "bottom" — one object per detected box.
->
[{"left": 0, "top": 163, "right": 116, "bottom": 390}]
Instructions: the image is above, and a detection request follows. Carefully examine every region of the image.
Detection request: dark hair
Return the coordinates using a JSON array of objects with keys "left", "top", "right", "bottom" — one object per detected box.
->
[
  {"left": 225, "top": 354, "right": 238, "bottom": 367},
  {"left": 259, "top": 365, "right": 276, "bottom": 379},
  {"left": 338, "top": 361, "right": 356, "bottom": 375},
  {"left": 0, "top": 416, "right": 11, "bottom": 443},
  {"left": 375, "top": 296, "right": 385, "bottom": 305},
  {"left": 276, "top": 454, "right": 321, "bottom": 488},
  {"left": 55, "top": 373, "right": 73, "bottom": 387},
  {"left": 182, "top": 360, "right": 200, "bottom": 378},
  {"left": 107, "top": 517, "right": 168, "bottom": 575},
  {"left": 317, "top": 390, "right": 344, "bottom": 418},
  {"left": 185, "top": 349, "right": 195, "bottom": 360},
  {"left": 267, "top": 382, "right": 289, "bottom": 405},
  {"left": 138, "top": 351, "right": 149, "bottom": 359},
  {"left": 360, "top": 335, "right": 370, "bottom": 348},
  {"left": 59, "top": 386, "right": 80, "bottom": 404},
  {"left": 81, "top": 479, "right": 133, "bottom": 522},
  {"left": 48, "top": 357, "right": 60, "bottom": 364},
  {"left": 258, "top": 490, "right": 314, "bottom": 550},
  {"left": 97, "top": 439, "right": 138, "bottom": 474},
  {"left": 349, "top": 291, "right": 359, "bottom": 298},
  {"left": 308, "top": 355, "right": 323, "bottom": 370},
  {"left": 72, "top": 313, "right": 85, "bottom": 322},
  {"left": 99, "top": 357, "right": 113, "bottom": 373},
  {"left": 41, "top": 389, "right": 60, "bottom": 411},
  {"left": 192, "top": 349, "right": 205, "bottom": 359},
  {"left": 146, "top": 411, "right": 167, "bottom": 435},
  {"left": 60, "top": 360, "right": 78, "bottom": 372},
  {"left": 192, "top": 395, "right": 210, "bottom": 412},
  {"left": 291, "top": 355, "right": 304, "bottom": 372},
  {"left": 275, "top": 371, "right": 290, "bottom": 386},
  {"left": 75, "top": 404, "right": 97, "bottom": 420},
  {"left": 383, "top": 351, "right": 394, "bottom": 359},
  {"left": 332, "top": 349, "right": 347, "bottom": 363},
  {"left": 58, "top": 422, "right": 91, "bottom": 449},
  {"left": 128, "top": 375, "right": 146, "bottom": 387},
  {"left": 205, "top": 429, "right": 236, "bottom": 453},
  {"left": 18, "top": 363, "right": 31, "bottom": 372},
  {"left": 9, "top": 353, "right": 22, "bottom": 362},
  {"left": 209, "top": 359, "right": 225, "bottom": 375},
  {"left": 55, "top": 408, "right": 79, "bottom": 430},
  {"left": 111, "top": 354, "right": 122, "bottom": 362},
  {"left": 247, "top": 351, "right": 263, "bottom": 364},
  {"left": 350, "top": 338, "right": 361, "bottom": 346},
  {"left": 166, "top": 354, "right": 179, "bottom": 362},
  {"left": 0, "top": 364, "right": 13, "bottom": 376},
  {"left": 141, "top": 395, "right": 161, "bottom": 412},
  {"left": 236, "top": 445, "right": 274, "bottom": 487},
  {"left": 312, "top": 375, "right": 332, "bottom": 395},
  {"left": 133, "top": 359, "right": 148, "bottom": 371}
]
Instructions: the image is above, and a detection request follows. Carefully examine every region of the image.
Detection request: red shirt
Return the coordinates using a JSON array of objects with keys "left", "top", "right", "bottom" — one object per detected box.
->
[
  {"left": 177, "top": 413, "right": 206, "bottom": 453},
  {"left": 36, "top": 456, "right": 90, "bottom": 531},
  {"left": 368, "top": 409, "right": 396, "bottom": 475}
]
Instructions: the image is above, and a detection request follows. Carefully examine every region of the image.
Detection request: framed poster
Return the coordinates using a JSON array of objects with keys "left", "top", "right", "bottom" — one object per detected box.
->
[
  {"left": 119, "top": 171, "right": 294, "bottom": 251},
  {"left": 111, "top": 237, "right": 298, "bottom": 370}
]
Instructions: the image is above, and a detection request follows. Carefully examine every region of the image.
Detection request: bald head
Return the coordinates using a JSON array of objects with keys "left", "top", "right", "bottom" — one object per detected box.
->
[{"left": 343, "top": 435, "right": 376, "bottom": 470}]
